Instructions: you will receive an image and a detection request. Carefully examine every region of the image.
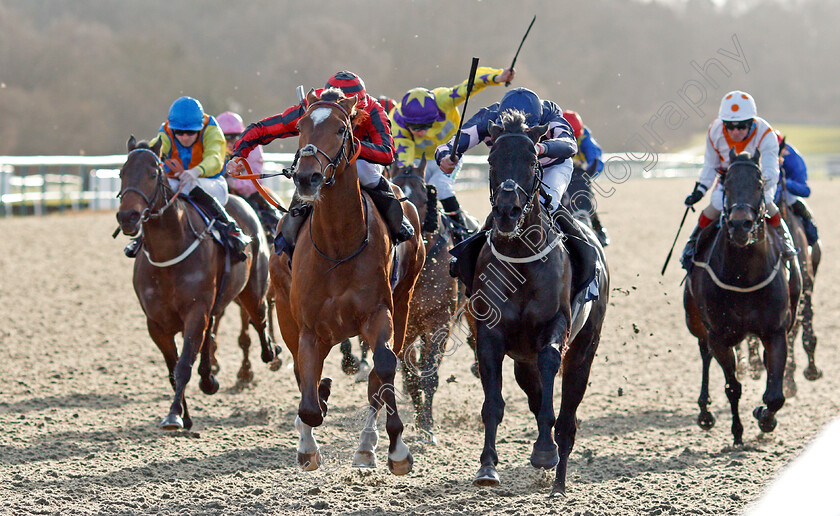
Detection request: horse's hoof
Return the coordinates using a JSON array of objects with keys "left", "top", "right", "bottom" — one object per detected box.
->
[
  {"left": 530, "top": 445, "right": 559, "bottom": 470},
  {"left": 354, "top": 361, "right": 371, "bottom": 383},
  {"left": 697, "top": 412, "right": 716, "bottom": 430},
  {"left": 199, "top": 375, "right": 219, "bottom": 395},
  {"left": 352, "top": 450, "right": 377, "bottom": 468},
  {"left": 387, "top": 452, "right": 413, "bottom": 475},
  {"left": 470, "top": 361, "right": 480, "bottom": 379},
  {"left": 419, "top": 429, "right": 437, "bottom": 445},
  {"left": 473, "top": 465, "right": 500, "bottom": 487},
  {"left": 753, "top": 407, "right": 778, "bottom": 433},
  {"left": 804, "top": 366, "right": 823, "bottom": 381},
  {"left": 159, "top": 414, "right": 184, "bottom": 430},
  {"left": 550, "top": 483, "right": 567, "bottom": 498},
  {"left": 342, "top": 355, "right": 361, "bottom": 376},
  {"left": 297, "top": 450, "right": 321, "bottom": 471}
]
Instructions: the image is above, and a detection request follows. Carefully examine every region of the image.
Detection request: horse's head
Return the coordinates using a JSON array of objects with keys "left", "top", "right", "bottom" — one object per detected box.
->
[
  {"left": 723, "top": 148, "right": 765, "bottom": 247},
  {"left": 487, "top": 110, "right": 548, "bottom": 237},
  {"left": 391, "top": 156, "right": 430, "bottom": 227},
  {"left": 116, "top": 136, "right": 166, "bottom": 236},
  {"left": 293, "top": 88, "right": 362, "bottom": 201}
]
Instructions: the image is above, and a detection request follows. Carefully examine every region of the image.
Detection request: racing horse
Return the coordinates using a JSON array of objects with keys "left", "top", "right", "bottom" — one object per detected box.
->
[
  {"left": 268, "top": 88, "right": 424, "bottom": 474},
  {"left": 685, "top": 149, "right": 801, "bottom": 445},
  {"left": 116, "top": 137, "right": 280, "bottom": 430},
  {"left": 464, "top": 111, "right": 609, "bottom": 494}
]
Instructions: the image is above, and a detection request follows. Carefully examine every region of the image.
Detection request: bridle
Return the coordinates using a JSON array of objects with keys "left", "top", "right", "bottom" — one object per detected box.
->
[
  {"left": 117, "top": 148, "right": 180, "bottom": 222},
  {"left": 721, "top": 160, "right": 765, "bottom": 244},
  {"left": 292, "top": 100, "right": 361, "bottom": 187},
  {"left": 488, "top": 132, "right": 544, "bottom": 238}
]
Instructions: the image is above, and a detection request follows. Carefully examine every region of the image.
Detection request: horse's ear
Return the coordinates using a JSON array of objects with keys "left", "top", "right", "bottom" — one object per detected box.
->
[
  {"left": 306, "top": 88, "right": 318, "bottom": 105},
  {"left": 526, "top": 123, "right": 550, "bottom": 144},
  {"left": 151, "top": 138, "right": 163, "bottom": 157},
  {"left": 488, "top": 120, "right": 504, "bottom": 141},
  {"left": 753, "top": 148, "right": 760, "bottom": 163},
  {"left": 338, "top": 94, "right": 358, "bottom": 114},
  {"left": 729, "top": 147, "right": 737, "bottom": 162},
  {"left": 127, "top": 135, "right": 137, "bottom": 152}
]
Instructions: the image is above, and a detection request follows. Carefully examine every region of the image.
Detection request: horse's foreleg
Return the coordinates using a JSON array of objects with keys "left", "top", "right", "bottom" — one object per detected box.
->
[
  {"left": 553, "top": 336, "right": 598, "bottom": 496},
  {"left": 239, "top": 286, "right": 281, "bottom": 370},
  {"left": 473, "top": 325, "right": 506, "bottom": 487},
  {"left": 148, "top": 320, "right": 186, "bottom": 429},
  {"left": 783, "top": 319, "right": 799, "bottom": 398},
  {"left": 164, "top": 310, "right": 210, "bottom": 430},
  {"left": 709, "top": 335, "right": 744, "bottom": 445},
  {"left": 235, "top": 305, "right": 254, "bottom": 389},
  {"left": 208, "top": 309, "right": 222, "bottom": 376},
  {"left": 513, "top": 360, "right": 554, "bottom": 469},
  {"left": 755, "top": 331, "right": 787, "bottom": 434},
  {"left": 198, "top": 314, "right": 221, "bottom": 396},
  {"left": 697, "top": 338, "right": 716, "bottom": 430},
  {"left": 296, "top": 331, "right": 328, "bottom": 427},
  {"left": 419, "top": 330, "right": 444, "bottom": 444},
  {"left": 339, "top": 339, "right": 361, "bottom": 376},
  {"left": 400, "top": 335, "right": 425, "bottom": 432},
  {"left": 801, "top": 290, "right": 822, "bottom": 381}
]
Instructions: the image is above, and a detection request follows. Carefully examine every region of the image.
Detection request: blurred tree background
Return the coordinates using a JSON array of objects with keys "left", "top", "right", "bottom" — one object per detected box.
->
[{"left": 0, "top": 0, "right": 837, "bottom": 156}]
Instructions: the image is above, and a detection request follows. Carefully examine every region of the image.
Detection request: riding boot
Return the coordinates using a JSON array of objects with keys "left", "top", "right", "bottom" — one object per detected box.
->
[
  {"left": 275, "top": 193, "right": 311, "bottom": 259},
  {"left": 247, "top": 192, "right": 282, "bottom": 236},
  {"left": 680, "top": 224, "right": 702, "bottom": 271},
  {"left": 773, "top": 220, "right": 798, "bottom": 260},
  {"left": 440, "top": 196, "right": 470, "bottom": 245},
  {"left": 791, "top": 199, "right": 819, "bottom": 245},
  {"left": 550, "top": 205, "right": 600, "bottom": 301},
  {"left": 190, "top": 188, "right": 251, "bottom": 262},
  {"left": 363, "top": 177, "right": 414, "bottom": 244},
  {"left": 590, "top": 212, "right": 610, "bottom": 247},
  {"left": 124, "top": 236, "right": 143, "bottom": 258}
]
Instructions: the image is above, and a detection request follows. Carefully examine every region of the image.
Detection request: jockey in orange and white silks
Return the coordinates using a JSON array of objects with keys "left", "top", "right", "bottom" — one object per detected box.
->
[{"left": 681, "top": 90, "right": 795, "bottom": 269}]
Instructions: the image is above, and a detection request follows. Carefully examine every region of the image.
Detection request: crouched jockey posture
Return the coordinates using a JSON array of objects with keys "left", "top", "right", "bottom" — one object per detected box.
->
[
  {"left": 388, "top": 65, "right": 515, "bottom": 244},
  {"left": 227, "top": 71, "right": 413, "bottom": 257},
  {"left": 681, "top": 90, "right": 797, "bottom": 270},
  {"left": 436, "top": 87, "right": 600, "bottom": 297},
  {"left": 775, "top": 131, "right": 820, "bottom": 246},
  {"left": 125, "top": 96, "right": 250, "bottom": 261}
]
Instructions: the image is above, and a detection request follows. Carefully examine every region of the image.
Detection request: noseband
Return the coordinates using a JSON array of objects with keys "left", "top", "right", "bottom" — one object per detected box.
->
[
  {"left": 489, "top": 132, "right": 543, "bottom": 237},
  {"left": 117, "top": 148, "right": 174, "bottom": 222},
  {"left": 293, "top": 100, "right": 361, "bottom": 187}
]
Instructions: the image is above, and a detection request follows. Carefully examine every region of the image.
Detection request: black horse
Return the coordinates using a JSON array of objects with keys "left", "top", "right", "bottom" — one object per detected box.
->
[
  {"left": 684, "top": 149, "right": 801, "bottom": 444},
  {"left": 461, "top": 111, "right": 609, "bottom": 494}
]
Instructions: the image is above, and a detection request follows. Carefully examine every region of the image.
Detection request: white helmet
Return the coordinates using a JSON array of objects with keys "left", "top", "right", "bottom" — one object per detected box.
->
[{"left": 719, "top": 90, "right": 757, "bottom": 121}]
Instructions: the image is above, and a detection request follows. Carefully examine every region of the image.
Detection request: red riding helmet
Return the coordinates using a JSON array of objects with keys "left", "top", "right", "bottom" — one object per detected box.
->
[{"left": 562, "top": 110, "right": 584, "bottom": 139}]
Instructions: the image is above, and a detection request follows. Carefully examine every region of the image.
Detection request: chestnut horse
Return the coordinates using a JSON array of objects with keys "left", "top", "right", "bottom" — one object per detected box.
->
[
  {"left": 685, "top": 150, "right": 801, "bottom": 445},
  {"left": 466, "top": 111, "right": 609, "bottom": 494},
  {"left": 116, "top": 137, "right": 280, "bottom": 430},
  {"left": 269, "top": 89, "right": 424, "bottom": 474},
  {"left": 390, "top": 158, "right": 459, "bottom": 444}
]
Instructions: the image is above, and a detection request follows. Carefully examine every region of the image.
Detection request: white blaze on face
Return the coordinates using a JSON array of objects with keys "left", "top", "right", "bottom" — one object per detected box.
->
[{"left": 310, "top": 107, "right": 331, "bottom": 127}]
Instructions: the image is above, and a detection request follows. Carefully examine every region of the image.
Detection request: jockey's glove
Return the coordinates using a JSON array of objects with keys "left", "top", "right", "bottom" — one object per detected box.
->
[
  {"left": 179, "top": 167, "right": 201, "bottom": 182},
  {"left": 684, "top": 182, "right": 707, "bottom": 206}
]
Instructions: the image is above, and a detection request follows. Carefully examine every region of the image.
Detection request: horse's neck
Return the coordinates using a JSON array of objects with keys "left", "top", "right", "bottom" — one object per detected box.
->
[
  {"left": 715, "top": 225, "right": 777, "bottom": 280},
  {"left": 142, "top": 199, "right": 192, "bottom": 255},
  {"left": 491, "top": 207, "right": 555, "bottom": 259},
  {"left": 310, "top": 164, "right": 367, "bottom": 252}
]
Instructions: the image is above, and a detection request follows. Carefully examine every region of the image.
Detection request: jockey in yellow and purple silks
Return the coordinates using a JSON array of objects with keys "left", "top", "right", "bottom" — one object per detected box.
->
[
  {"left": 124, "top": 96, "right": 250, "bottom": 261},
  {"left": 389, "top": 66, "right": 515, "bottom": 242}
]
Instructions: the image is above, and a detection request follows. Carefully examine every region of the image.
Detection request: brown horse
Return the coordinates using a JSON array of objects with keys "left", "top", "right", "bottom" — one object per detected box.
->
[
  {"left": 685, "top": 150, "right": 801, "bottom": 445},
  {"left": 116, "top": 137, "right": 280, "bottom": 430},
  {"left": 269, "top": 89, "right": 424, "bottom": 474},
  {"left": 390, "top": 158, "right": 459, "bottom": 444}
]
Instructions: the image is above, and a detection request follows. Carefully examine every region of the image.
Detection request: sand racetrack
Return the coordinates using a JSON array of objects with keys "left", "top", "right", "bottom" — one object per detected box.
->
[{"left": 2, "top": 177, "right": 839, "bottom": 515}]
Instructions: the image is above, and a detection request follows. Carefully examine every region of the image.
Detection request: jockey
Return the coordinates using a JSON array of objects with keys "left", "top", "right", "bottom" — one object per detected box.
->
[
  {"left": 124, "top": 96, "right": 250, "bottom": 261},
  {"left": 775, "top": 131, "right": 820, "bottom": 246},
  {"left": 217, "top": 111, "right": 281, "bottom": 235},
  {"left": 227, "top": 71, "right": 414, "bottom": 256},
  {"left": 562, "top": 109, "right": 610, "bottom": 247},
  {"left": 390, "top": 65, "right": 515, "bottom": 243},
  {"left": 681, "top": 90, "right": 796, "bottom": 269}
]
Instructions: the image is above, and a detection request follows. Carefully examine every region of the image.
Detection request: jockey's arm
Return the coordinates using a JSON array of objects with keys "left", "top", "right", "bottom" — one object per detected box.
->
[{"left": 194, "top": 124, "right": 226, "bottom": 177}]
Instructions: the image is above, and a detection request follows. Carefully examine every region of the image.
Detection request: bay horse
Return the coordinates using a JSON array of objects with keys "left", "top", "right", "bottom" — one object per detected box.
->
[
  {"left": 466, "top": 111, "right": 609, "bottom": 494},
  {"left": 740, "top": 203, "right": 822, "bottom": 395},
  {"left": 684, "top": 149, "right": 801, "bottom": 444},
  {"left": 389, "top": 157, "right": 459, "bottom": 444},
  {"left": 116, "top": 137, "right": 280, "bottom": 430},
  {"left": 269, "top": 89, "right": 424, "bottom": 474}
]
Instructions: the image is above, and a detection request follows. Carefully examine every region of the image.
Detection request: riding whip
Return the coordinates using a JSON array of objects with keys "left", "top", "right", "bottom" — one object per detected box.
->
[
  {"left": 505, "top": 15, "right": 536, "bottom": 87},
  {"left": 661, "top": 205, "right": 693, "bottom": 275},
  {"left": 448, "top": 57, "right": 480, "bottom": 178}
]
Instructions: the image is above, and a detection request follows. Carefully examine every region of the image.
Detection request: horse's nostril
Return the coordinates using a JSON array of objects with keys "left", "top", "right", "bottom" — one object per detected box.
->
[
  {"left": 743, "top": 219, "right": 753, "bottom": 230},
  {"left": 509, "top": 206, "right": 522, "bottom": 218},
  {"left": 310, "top": 173, "right": 324, "bottom": 186}
]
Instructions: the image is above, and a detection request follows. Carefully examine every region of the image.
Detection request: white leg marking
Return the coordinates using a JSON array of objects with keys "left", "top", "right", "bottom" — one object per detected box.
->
[{"left": 295, "top": 415, "right": 318, "bottom": 454}]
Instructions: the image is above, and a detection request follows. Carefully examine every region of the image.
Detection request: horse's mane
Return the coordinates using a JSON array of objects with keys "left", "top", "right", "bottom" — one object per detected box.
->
[
  {"left": 498, "top": 109, "right": 528, "bottom": 133},
  {"left": 732, "top": 151, "right": 754, "bottom": 163}
]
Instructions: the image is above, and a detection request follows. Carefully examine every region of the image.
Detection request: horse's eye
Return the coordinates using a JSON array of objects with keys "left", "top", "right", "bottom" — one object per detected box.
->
[{"left": 337, "top": 126, "right": 346, "bottom": 136}]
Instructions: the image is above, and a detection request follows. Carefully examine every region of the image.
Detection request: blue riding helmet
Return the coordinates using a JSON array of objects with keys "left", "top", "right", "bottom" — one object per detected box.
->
[
  {"left": 168, "top": 96, "right": 205, "bottom": 131},
  {"left": 498, "top": 87, "right": 542, "bottom": 125}
]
